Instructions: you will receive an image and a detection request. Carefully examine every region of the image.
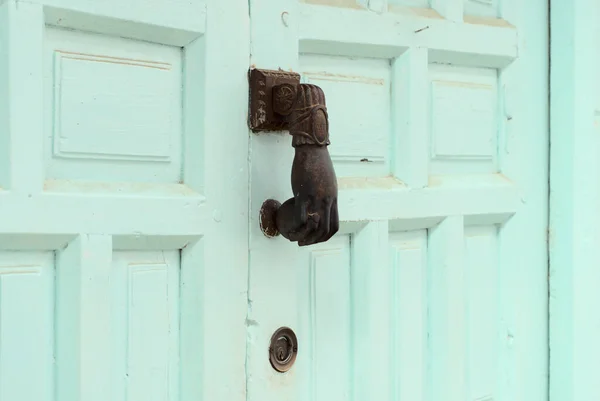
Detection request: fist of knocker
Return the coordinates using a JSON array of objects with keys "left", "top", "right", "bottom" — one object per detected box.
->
[{"left": 275, "top": 84, "right": 339, "bottom": 246}]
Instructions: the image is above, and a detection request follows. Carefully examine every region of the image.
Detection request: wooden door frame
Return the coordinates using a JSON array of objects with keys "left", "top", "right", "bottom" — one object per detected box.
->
[{"left": 549, "top": 0, "right": 600, "bottom": 400}]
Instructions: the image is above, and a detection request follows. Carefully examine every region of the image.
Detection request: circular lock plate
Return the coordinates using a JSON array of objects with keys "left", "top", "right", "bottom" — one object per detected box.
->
[{"left": 269, "top": 327, "right": 298, "bottom": 372}]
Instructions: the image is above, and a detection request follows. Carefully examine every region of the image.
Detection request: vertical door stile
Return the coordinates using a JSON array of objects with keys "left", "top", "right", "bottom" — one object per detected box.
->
[
  {"left": 5, "top": 1, "right": 44, "bottom": 193},
  {"left": 549, "top": 1, "right": 600, "bottom": 401},
  {"left": 391, "top": 47, "right": 429, "bottom": 188},
  {"left": 428, "top": 216, "right": 467, "bottom": 401},
  {"left": 351, "top": 221, "right": 391, "bottom": 401},
  {"left": 55, "top": 235, "right": 114, "bottom": 401}
]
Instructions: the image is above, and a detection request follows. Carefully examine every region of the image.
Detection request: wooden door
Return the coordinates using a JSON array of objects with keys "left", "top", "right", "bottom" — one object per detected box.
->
[
  {"left": 549, "top": 1, "right": 600, "bottom": 400},
  {"left": 246, "top": 1, "right": 549, "bottom": 401},
  {"left": 0, "top": 1, "right": 249, "bottom": 400}
]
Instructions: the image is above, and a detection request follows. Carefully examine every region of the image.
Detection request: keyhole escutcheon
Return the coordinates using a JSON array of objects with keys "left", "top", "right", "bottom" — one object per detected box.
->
[{"left": 269, "top": 327, "right": 298, "bottom": 372}]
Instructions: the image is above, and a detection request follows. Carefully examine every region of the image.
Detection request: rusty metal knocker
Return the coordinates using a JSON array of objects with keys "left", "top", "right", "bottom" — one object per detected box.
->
[{"left": 249, "top": 69, "right": 339, "bottom": 246}]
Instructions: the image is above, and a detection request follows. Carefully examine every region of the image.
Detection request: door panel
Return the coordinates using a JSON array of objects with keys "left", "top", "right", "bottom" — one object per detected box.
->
[
  {"left": 389, "top": 230, "right": 427, "bottom": 401},
  {"left": 44, "top": 27, "right": 183, "bottom": 183},
  {"left": 248, "top": 1, "right": 547, "bottom": 401},
  {"left": 304, "top": 236, "right": 352, "bottom": 400},
  {"left": 112, "top": 251, "right": 181, "bottom": 401},
  {"left": 0, "top": 0, "right": 249, "bottom": 400},
  {"left": 299, "top": 55, "right": 391, "bottom": 177},
  {"left": 0, "top": 252, "right": 54, "bottom": 401}
]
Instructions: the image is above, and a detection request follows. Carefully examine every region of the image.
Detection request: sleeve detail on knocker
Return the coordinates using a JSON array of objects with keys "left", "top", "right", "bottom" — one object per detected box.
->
[{"left": 289, "top": 84, "right": 331, "bottom": 147}]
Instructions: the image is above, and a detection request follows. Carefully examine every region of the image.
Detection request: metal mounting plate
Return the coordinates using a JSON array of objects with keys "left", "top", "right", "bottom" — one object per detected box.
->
[
  {"left": 248, "top": 68, "right": 301, "bottom": 132},
  {"left": 269, "top": 326, "right": 298, "bottom": 373}
]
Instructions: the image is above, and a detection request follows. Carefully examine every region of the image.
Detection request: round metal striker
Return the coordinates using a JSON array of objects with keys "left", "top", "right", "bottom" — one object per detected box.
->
[
  {"left": 269, "top": 327, "right": 298, "bottom": 372},
  {"left": 260, "top": 199, "right": 281, "bottom": 238}
]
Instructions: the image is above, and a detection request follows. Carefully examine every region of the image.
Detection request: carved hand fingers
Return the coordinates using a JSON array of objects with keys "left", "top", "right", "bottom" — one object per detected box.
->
[{"left": 297, "top": 197, "right": 339, "bottom": 246}]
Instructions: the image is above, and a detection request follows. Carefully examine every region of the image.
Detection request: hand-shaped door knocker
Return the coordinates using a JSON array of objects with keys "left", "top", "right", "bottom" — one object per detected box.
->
[{"left": 249, "top": 69, "right": 339, "bottom": 246}]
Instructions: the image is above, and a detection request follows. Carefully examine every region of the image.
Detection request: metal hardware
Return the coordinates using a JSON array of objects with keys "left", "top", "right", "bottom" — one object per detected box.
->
[
  {"left": 249, "top": 68, "right": 339, "bottom": 247},
  {"left": 259, "top": 199, "right": 282, "bottom": 238},
  {"left": 269, "top": 326, "right": 298, "bottom": 373},
  {"left": 248, "top": 69, "right": 301, "bottom": 132}
]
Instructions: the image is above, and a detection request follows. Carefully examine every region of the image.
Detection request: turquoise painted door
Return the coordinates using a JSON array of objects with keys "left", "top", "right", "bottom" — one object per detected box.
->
[
  {"left": 247, "top": 1, "right": 548, "bottom": 401},
  {"left": 0, "top": 0, "right": 249, "bottom": 400},
  {"left": 0, "top": 0, "right": 548, "bottom": 400}
]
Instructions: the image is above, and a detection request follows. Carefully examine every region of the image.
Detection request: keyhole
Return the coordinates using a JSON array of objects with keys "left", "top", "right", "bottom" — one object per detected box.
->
[
  {"left": 269, "top": 327, "right": 297, "bottom": 372},
  {"left": 275, "top": 336, "right": 290, "bottom": 362}
]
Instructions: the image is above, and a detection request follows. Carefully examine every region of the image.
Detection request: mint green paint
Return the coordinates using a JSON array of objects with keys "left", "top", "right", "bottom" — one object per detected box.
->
[
  {"left": 247, "top": 1, "right": 548, "bottom": 401},
  {"left": 0, "top": 0, "right": 249, "bottom": 400},
  {"left": 0, "top": 0, "right": 553, "bottom": 400},
  {"left": 549, "top": 1, "right": 600, "bottom": 401}
]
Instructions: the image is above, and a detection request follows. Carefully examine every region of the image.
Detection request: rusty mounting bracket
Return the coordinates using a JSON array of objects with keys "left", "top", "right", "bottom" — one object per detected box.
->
[{"left": 248, "top": 68, "right": 301, "bottom": 132}]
